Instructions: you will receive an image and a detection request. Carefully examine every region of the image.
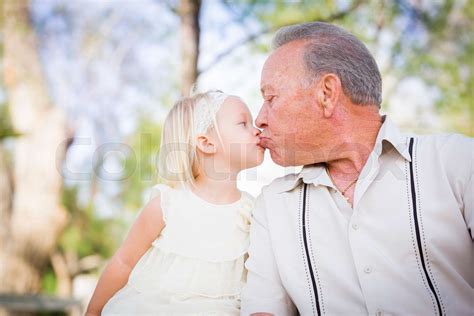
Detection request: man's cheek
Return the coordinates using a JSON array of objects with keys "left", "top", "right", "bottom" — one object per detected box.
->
[
  {"left": 268, "top": 114, "right": 283, "bottom": 134},
  {"left": 275, "top": 117, "right": 298, "bottom": 134}
]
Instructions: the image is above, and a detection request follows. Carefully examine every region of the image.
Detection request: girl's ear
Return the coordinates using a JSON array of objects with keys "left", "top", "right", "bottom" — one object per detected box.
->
[{"left": 196, "top": 134, "right": 217, "bottom": 154}]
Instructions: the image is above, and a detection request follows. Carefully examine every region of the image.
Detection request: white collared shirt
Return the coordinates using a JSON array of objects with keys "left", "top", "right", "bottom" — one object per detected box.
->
[{"left": 241, "top": 117, "right": 473, "bottom": 316}]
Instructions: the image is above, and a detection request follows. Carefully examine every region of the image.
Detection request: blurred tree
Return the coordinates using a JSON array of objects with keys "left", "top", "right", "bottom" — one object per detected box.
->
[
  {"left": 18, "top": 2, "right": 172, "bottom": 299},
  {"left": 0, "top": 0, "right": 15, "bottom": 261},
  {"left": 42, "top": 186, "right": 123, "bottom": 296},
  {"left": 0, "top": 0, "right": 69, "bottom": 301},
  {"left": 0, "top": 106, "right": 20, "bottom": 140},
  {"left": 200, "top": 0, "right": 364, "bottom": 73},
  {"left": 169, "top": 0, "right": 362, "bottom": 94},
  {"left": 178, "top": 0, "right": 201, "bottom": 95},
  {"left": 165, "top": 0, "right": 202, "bottom": 95},
  {"left": 389, "top": 0, "right": 473, "bottom": 135}
]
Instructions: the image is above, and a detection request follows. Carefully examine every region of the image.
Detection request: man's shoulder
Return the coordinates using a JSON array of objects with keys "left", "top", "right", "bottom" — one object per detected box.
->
[
  {"left": 413, "top": 133, "right": 473, "bottom": 181},
  {"left": 259, "top": 173, "right": 300, "bottom": 196},
  {"left": 253, "top": 174, "right": 300, "bottom": 218},
  {"left": 415, "top": 132, "right": 471, "bottom": 146},
  {"left": 414, "top": 133, "right": 472, "bottom": 160}
]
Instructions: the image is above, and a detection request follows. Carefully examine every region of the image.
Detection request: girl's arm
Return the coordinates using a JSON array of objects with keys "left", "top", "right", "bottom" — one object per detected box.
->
[{"left": 85, "top": 195, "right": 165, "bottom": 316}]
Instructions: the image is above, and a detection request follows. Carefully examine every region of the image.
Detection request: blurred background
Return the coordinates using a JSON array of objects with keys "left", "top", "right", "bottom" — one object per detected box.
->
[{"left": 0, "top": 0, "right": 472, "bottom": 314}]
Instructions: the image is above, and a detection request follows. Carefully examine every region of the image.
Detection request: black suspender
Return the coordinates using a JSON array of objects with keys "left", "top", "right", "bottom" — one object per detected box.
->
[
  {"left": 301, "top": 183, "right": 321, "bottom": 316},
  {"left": 408, "top": 137, "right": 443, "bottom": 315}
]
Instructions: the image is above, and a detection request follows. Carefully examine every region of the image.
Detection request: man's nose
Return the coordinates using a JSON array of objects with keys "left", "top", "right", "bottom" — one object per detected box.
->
[{"left": 255, "top": 104, "right": 267, "bottom": 129}]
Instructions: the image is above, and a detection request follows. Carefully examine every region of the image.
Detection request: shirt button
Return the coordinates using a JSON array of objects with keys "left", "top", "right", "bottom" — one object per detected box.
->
[
  {"left": 364, "top": 266, "right": 372, "bottom": 274},
  {"left": 352, "top": 223, "right": 359, "bottom": 230}
]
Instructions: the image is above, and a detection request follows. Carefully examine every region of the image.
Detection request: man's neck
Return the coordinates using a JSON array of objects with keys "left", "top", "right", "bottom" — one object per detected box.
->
[
  {"left": 324, "top": 113, "right": 382, "bottom": 208},
  {"left": 327, "top": 113, "right": 383, "bottom": 180}
]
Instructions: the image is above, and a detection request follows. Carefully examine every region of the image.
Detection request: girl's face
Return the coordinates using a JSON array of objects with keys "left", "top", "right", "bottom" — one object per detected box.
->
[{"left": 211, "top": 96, "right": 265, "bottom": 171}]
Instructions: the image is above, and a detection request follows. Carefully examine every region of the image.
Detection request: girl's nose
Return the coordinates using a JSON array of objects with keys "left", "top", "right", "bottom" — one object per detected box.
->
[{"left": 253, "top": 127, "right": 262, "bottom": 136}]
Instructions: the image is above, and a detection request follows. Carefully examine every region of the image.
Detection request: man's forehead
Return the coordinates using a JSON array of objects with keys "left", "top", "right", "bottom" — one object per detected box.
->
[
  {"left": 269, "top": 40, "right": 306, "bottom": 63},
  {"left": 261, "top": 55, "right": 289, "bottom": 87},
  {"left": 263, "top": 50, "right": 291, "bottom": 72},
  {"left": 261, "top": 41, "right": 307, "bottom": 78}
]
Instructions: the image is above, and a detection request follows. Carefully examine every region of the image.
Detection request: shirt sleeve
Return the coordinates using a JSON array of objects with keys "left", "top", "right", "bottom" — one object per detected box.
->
[
  {"left": 463, "top": 172, "right": 473, "bottom": 240},
  {"left": 241, "top": 192, "right": 296, "bottom": 316},
  {"left": 148, "top": 184, "right": 170, "bottom": 222},
  {"left": 451, "top": 135, "right": 474, "bottom": 241}
]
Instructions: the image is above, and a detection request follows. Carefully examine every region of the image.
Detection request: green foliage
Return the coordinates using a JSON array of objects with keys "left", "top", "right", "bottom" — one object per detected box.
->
[
  {"left": 60, "top": 186, "right": 121, "bottom": 259},
  {"left": 41, "top": 266, "right": 57, "bottom": 295},
  {"left": 120, "top": 116, "right": 162, "bottom": 212},
  {"left": 255, "top": 0, "right": 338, "bottom": 28},
  {"left": 0, "top": 102, "right": 21, "bottom": 140},
  {"left": 395, "top": 0, "right": 473, "bottom": 135}
]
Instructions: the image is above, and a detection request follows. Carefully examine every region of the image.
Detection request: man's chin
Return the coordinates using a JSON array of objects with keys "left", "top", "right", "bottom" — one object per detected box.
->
[{"left": 269, "top": 149, "right": 293, "bottom": 167}]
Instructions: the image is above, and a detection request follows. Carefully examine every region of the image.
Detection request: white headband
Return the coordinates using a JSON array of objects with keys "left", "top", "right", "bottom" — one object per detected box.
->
[{"left": 193, "top": 91, "right": 228, "bottom": 135}]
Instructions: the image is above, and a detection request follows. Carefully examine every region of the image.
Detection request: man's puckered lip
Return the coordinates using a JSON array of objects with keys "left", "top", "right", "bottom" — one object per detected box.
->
[{"left": 258, "top": 137, "right": 271, "bottom": 148}]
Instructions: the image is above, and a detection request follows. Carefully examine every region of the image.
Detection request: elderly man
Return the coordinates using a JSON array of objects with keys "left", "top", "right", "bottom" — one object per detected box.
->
[{"left": 241, "top": 22, "right": 473, "bottom": 316}]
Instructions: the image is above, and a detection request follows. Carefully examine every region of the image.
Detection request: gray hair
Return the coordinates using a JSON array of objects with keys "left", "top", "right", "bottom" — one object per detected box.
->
[{"left": 273, "top": 22, "right": 382, "bottom": 107}]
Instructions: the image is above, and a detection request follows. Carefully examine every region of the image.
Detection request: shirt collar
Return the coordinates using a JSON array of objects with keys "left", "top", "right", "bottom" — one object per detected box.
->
[
  {"left": 275, "top": 115, "right": 411, "bottom": 193},
  {"left": 375, "top": 115, "right": 411, "bottom": 162},
  {"left": 275, "top": 164, "right": 333, "bottom": 193}
]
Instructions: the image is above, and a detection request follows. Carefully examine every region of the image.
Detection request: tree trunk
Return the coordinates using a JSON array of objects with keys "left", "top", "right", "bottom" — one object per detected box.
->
[
  {"left": 0, "top": 146, "right": 13, "bottom": 253},
  {"left": 179, "top": 0, "right": 201, "bottom": 96},
  {"left": 50, "top": 251, "right": 72, "bottom": 297},
  {"left": 0, "top": 0, "right": 68, "bottom": 297}
]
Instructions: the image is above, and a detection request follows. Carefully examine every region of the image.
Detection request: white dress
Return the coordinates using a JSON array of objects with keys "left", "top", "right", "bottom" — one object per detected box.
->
[{"left": 102, "top": 184, "right": 254, "bottom": 316}]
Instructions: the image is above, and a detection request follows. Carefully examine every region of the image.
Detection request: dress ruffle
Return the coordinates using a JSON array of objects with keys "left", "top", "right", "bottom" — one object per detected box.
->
[
  {"left": 237, "top": 197, "right": 253, "bottom": 233},
  {"left": 149, "top": 184, "right": 172, "bottom": 222},
  {"left": 128, "top": 247, "right": 246, "bottom": 298},
  {"left": 103, "top": 281, "right": 241, "bottom": 316}
]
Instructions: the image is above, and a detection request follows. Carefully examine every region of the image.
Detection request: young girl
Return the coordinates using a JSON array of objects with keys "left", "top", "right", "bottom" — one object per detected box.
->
[{"left": 86, "top": 90, "right": 264, "bottom": 315}]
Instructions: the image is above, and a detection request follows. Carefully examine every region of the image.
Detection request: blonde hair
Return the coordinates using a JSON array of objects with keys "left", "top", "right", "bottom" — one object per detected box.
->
[{"left": 157, "top": 90, "right": 226, "bottom": 187}]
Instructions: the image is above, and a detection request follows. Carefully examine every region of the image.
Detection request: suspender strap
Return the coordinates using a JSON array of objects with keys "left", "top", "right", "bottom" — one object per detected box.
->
[
  {"left": 301, "top": 183, "right": 321, "bottom": 315},
  {"left": 408, "top": 137, "right": 443, "bottom": 315}
]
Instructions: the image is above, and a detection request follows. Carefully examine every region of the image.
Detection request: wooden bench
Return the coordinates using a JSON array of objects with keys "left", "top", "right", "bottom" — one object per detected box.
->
[{"left": 0, "top": 294, "right": 83, "bottom": 315}]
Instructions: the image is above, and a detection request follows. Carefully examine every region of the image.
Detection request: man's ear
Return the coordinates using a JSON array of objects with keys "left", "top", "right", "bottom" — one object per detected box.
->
[
  {"left": 317, "top": 73, "right": 341, "bottom": 118},
  {"left": 196, "top": 134, "right": 217, "bottom": 154}
]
